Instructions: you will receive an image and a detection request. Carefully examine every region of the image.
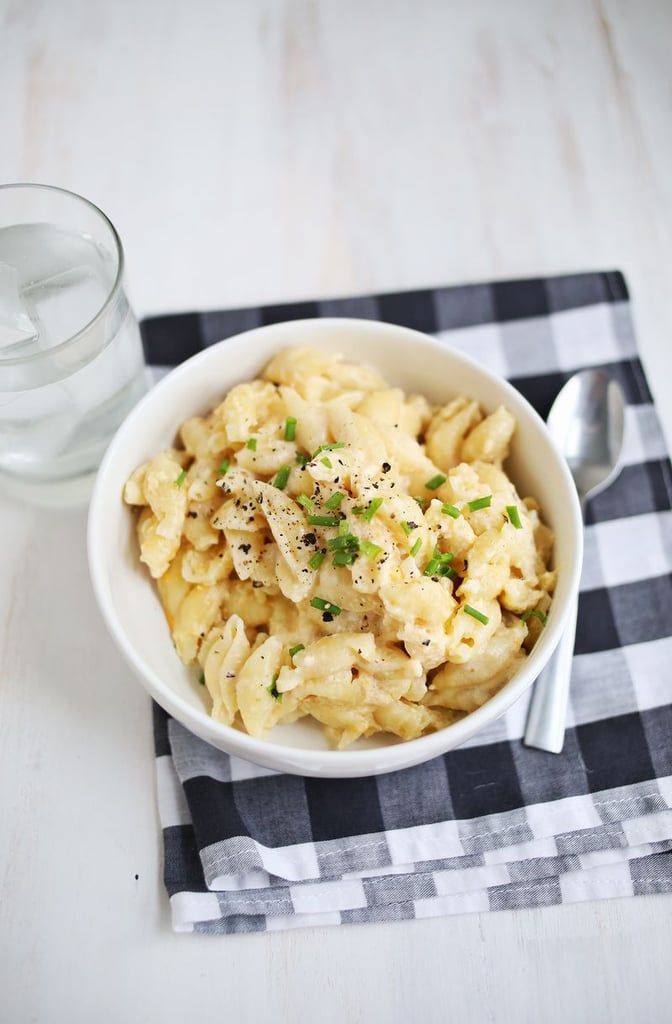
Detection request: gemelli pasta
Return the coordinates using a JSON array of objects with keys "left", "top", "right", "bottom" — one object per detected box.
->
[{"left": 124, "top": 346, "right": 555, "bottom": 748}]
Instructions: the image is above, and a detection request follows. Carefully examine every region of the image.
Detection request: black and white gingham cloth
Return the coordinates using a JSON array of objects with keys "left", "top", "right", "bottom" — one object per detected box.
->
[{"left": 142, "top": 272, "right": 672, "bottom": 933}]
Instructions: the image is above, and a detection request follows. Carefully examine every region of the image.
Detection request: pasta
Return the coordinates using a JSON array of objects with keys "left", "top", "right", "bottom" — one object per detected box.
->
[{"left": 124, "top": 346, "right": 555, "bottom": 748}]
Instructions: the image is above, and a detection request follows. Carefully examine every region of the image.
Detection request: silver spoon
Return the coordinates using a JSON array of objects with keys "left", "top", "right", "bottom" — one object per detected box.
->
[{"left": 523, "top": 367, "right": 626, "bottom": 753}]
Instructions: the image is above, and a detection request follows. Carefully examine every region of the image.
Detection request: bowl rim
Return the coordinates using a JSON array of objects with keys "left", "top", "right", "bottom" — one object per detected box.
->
[{"left": 88, "top": 317, "right": 584, "bottom": 777}]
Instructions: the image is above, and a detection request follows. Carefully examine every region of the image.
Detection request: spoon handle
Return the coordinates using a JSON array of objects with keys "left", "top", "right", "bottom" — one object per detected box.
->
[{"left": 523, "top": 598, "right": 578, "bottom": 753}]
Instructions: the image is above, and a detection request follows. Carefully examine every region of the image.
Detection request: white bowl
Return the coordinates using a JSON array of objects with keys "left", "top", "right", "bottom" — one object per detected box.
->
[{"left": 88, "top": 318, "right": 583, "bottom": 777}]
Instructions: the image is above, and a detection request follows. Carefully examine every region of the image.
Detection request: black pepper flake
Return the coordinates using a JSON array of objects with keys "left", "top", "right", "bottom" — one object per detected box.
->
[
  {"left": 187, "top": 511, "right": 198, "bottom": 519},
  {"left": 422, "top": 639, "right": 430, "bottom": 646},
  {"left": 252, "top": 581, "right": 263, "bottom": 588},
  {"left": 304, "top": 532, "right": 317, "bottom": 545},
  {"left": 382, "top": 462, "right": 391, "bottom": 473},
  {"left": 238, "top": 543, "right": 251, "bottom": 554},
  {"left": 322, "top": 612, "right": 334, "bottom": 623}
]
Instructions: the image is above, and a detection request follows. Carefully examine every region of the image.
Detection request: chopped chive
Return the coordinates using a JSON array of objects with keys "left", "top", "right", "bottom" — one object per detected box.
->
[
  {"left": 414, "top": 497, "right": 429, "bottom": 507},
  {"left": 198, "top": 672, "right": 205, "bottom": 686},
  {"left": 426, "top": 557, "right": 456, "bottom": 581},
  {"left": 434, "top": 547, "right": 454, "bottom": 563},
  {"left": 360, "top": 540, "right": 383, "bottom": 560},
  {"left": 325, "top": 491, "right": 345, "bottom": 509},
  {"left": 284, "top": 416, "right": 297, "bottom": 441},
  {"left": 295, "top": 452, "right": 309, "bottom": 466},
  {"left": 310, "top": 596, "right": 342, "bottom": 616},
  {"left": 328, "top": 534, "right": 359, "bottom": 551},
  {"left": 352, "top": 506, "right": 365, "bottom": 517},
  {"left": 338, "top": 518, "right": 350, "bottom": 537},
  {"left": 267, "top": 673, "right": 283, "bottom": 701},
  {"left": 441, "top": 503, "right": 460, "bottom": 518},
  {"left": 312, "top": 442, "right": 346, "bottom": 459},
  {"left": 175, "top": 470, "right": 187, "bottom": 488},
  {"left": 424, "top": 556, "right": 458, "bottom": 580},
  {"left": 521, "top": 609, "right": 547, "bottom": 626},
  {"left": 297, "top": 493, "right": 314, "bottom": 512},
  {"left": 506, "top": 504, "right": 522, "bottom": 529},
  {"left": 410, "top": 537, "right": 422, "bottom": 558},
  {"left": 320, "top": 456, "right": 333, "bottom": 468},
  {"left": 308, "top": 550, "right": 326, "bottom": 569},
  {"left": 400, "top": 521, "right": 414, "bottom": 535},
  {"left": 273, "top": 465, "right": 291, "bottom": 490},
  {"left": 425, "top": 473, "right": 447, "bottom": 490},
  {"left": 464, "top": 604, "right": 489, "bottom": 625},
  {"left": 362, "top": 497, "right": 383, "bottom": 522},
  {"left": 332, "top": 550, "right": 357, "bottom": 566},
  {"left": 307, "top": 514, "right": 342, "bottom": 527},
  {"left": 246, "top": 437, "right": 257, "bottom": 451},
  {"left": 467, "top": 495, "right": 492, "bottom": 512},
  {"left": 218, "top": 458, "right": 230, "bottom": 476},
  {"left": 289, "top": 643, "right": 305, "bottom": 658}
]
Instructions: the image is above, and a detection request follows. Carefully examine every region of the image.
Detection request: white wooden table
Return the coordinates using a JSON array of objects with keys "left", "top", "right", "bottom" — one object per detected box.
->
[{"left": 1, "top": 2, "right": 671, "bottom": 1021}]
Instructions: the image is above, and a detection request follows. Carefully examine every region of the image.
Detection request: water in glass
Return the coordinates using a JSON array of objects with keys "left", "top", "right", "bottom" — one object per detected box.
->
[{"left": 0, "top": 221, "right": 147, "bottom": 494}]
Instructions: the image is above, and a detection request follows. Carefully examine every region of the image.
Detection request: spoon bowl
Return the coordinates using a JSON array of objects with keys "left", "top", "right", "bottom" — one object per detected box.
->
[
  {"left": 547, "top": 369, "right": 626, "bottom": 506},
  {"left": 524, "top": 367, "right": 626, "bottom": 753}
]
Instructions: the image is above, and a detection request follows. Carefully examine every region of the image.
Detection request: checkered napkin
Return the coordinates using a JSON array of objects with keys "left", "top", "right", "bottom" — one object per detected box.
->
[{"left": 142, "top": 271, "right": 672, "bottom": 934}]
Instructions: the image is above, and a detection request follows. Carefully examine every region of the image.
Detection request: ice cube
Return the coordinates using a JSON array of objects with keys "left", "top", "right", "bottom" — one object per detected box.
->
[
  {"left": 24, "top": 265, "right": 109, "bottom": 353},
  {"left": 0, "top": 262, "right": 40, "bottom": 356}
]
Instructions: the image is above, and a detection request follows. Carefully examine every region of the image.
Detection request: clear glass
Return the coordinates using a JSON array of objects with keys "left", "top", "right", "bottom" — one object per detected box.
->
[{"left": 0, "top": 183, "right": 147, "bottom": 506}]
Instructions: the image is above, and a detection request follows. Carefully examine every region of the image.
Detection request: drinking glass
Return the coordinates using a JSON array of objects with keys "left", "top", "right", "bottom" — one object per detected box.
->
[{"left": 0, "top": 183, "right": 147, "bottom": 505}]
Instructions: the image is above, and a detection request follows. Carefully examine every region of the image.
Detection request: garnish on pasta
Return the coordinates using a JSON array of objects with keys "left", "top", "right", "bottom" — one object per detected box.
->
[{"left": 124, "top": 346, "right": 556, "bottom": 749}]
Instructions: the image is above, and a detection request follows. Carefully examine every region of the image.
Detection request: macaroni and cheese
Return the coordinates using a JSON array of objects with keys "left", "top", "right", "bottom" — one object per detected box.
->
[{"left": 124, "top": 346, "right": 555, "bottom": 748}]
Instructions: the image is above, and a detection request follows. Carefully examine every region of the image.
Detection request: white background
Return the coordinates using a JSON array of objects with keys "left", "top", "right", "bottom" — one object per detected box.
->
[{"left": 1, "top": 1, "right": 671, "bottom": 1021}]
